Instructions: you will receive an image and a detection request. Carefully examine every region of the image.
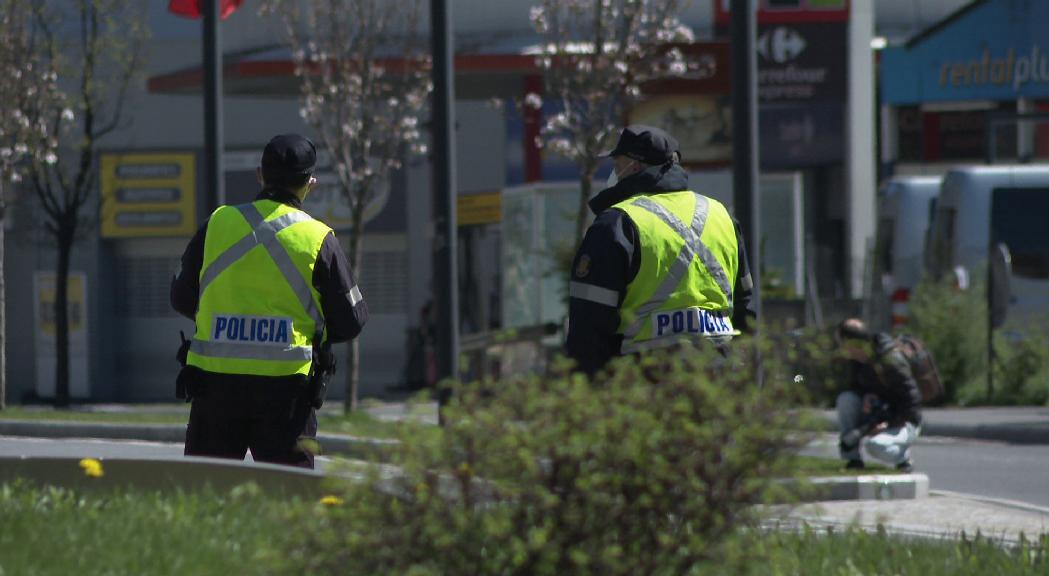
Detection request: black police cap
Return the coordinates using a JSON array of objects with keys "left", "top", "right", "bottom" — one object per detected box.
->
[
  {"left": 600, "top": 125, "right": 679, "bottom": 165},
  {"left": 261, "top": 133, "right": 317, "bottom": 176}
]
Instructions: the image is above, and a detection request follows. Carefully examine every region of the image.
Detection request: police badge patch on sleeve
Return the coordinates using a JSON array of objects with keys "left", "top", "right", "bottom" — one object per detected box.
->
[{"left": 575, "top": 254, "right": 592, "bottom": 278}]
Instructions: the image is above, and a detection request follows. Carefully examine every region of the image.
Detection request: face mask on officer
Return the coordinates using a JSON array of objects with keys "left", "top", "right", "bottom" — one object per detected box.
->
[{"left": 605, "top": 157, "right": 639, "bottom": 188}]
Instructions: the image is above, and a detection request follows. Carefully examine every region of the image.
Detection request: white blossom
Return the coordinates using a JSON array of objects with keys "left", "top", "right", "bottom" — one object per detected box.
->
[
  {"left": 524, "top": 93, "right": 543, "bottom": 110},
  {"left": 672, "top": 23, "right": 694, "bottom": 42}
]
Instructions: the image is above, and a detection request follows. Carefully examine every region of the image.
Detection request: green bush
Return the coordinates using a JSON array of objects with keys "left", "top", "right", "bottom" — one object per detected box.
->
[
  {"left": 274, "top": 344, "right": 812, "bottom": 576},
  {"left": 906, "top": 279, "right": 988, "bottom": 404},
  {"left": 908, "top": 279, "right": 1049, "bottom": 406},
  {"left": 988, "top": 323, "right": 1049, "bottom": 405},
  {"left": 770, "top": 327, "right": 842, "bottom": 408},
  {"left": 955, "top": 321, "right": 1049, "bottom": 406}
]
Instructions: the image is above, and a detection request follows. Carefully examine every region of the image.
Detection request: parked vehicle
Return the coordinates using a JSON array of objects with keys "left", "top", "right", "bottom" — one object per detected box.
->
[
  {"left": 871, "top": 176, "right": 941, "bottom": 330},
  {"left": 926, "top": 165, "right": 1049, "bottom": 327}
]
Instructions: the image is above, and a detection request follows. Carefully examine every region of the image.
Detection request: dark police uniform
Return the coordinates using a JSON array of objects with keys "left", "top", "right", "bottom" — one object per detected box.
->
[
  {"left": 566, "top": 126, "right": 754, "bottom": 375},
  {"left": 171, "top": 134, "right": 367, "bottom": 468}
]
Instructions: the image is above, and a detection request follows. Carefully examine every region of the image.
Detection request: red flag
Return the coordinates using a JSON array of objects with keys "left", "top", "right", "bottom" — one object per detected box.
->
[{"left": 168, "top": 0, "right": 244, "bottom": 20}]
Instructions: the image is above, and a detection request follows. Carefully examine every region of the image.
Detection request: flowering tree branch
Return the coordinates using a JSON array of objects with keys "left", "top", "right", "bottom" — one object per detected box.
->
[
  {"left": 528, "top": 0, "right": 696, "bottom": 245},
  {"left": 25, "top": 0, "right": 146, "bottom": 407},
  {"left": 0, "top": 0, "right": 66, "bottom": 410},
  {"left": 260, "top": 0, "right": 432, "bottom": 411}
]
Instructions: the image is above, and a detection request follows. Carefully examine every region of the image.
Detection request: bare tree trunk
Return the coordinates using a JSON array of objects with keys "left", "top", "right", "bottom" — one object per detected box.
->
[
  {"left": 54, "top": 224, "right": 72, "bottom": 408},
  {"left": 343, "top": 209, "right": 364, "bottom": 413},
  {"left": 0, "top": 180, "right": 5, "bottom": 411}
]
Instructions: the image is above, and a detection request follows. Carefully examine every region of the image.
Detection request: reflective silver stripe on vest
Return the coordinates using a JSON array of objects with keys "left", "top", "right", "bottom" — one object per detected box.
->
[
  {"left": 191, "top": 339, "right": 313, "bottom": 362},
  {"left": 199, "top": 210, "right": 313, "bottom": 295},
  {"left": 569, "top": 281, "right": 619, "bottom": 307},
  {"left": 349, "top": 285, "right": 363, "bottom": 307},
  {"left": 621, "top": 333, "right": 733, "bottom": 355},
  {"left": 234, "top": 204, "right": 324, "bottom": 329},
  {"left": 622, "top": 195, "right": 733, "bottom": 343},
  {"left": 741, "top": 272, "right": 754, "bottom": 292}
]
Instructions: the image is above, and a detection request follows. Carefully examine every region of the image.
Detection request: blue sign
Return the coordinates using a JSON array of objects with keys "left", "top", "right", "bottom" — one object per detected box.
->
[{"left": 882, "top": 0, "right": 1049, "bottom": 104}]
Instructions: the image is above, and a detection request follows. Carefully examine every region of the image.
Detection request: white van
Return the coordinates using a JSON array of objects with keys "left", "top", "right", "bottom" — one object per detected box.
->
[
  {"left": 871, "top": 176, "right": 941, "bottom": 330},
  {"left": 926, "top": 165, "right": 1049, "bottom": 325}
]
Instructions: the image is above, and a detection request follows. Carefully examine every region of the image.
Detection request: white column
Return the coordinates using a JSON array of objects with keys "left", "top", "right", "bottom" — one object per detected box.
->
[{"left": 847, "top": 0, "right": 877, "bottom": 299}]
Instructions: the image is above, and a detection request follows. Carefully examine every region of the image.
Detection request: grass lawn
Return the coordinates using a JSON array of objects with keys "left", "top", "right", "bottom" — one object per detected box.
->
[
  {"left": 0, "top": 405, "right": 191, "bottom": 424},
  {"left": 1, "top": 482, "right": 1043, "bottom": 576},
  {"left": 791, "top": 454, "right": 904, "bottom": 476}
]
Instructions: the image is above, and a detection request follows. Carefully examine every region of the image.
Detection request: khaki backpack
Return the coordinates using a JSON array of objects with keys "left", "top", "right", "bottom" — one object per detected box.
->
[{"left": 894, "top": 334, "right": 944, "bottom": 404}]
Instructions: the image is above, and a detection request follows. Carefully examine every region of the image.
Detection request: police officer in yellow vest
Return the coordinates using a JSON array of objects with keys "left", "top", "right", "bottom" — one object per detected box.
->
[
  {"left": 171, "top": 134, "right": 368, "bottom": 468},
  {"left": 566, "top": 125, "right": 753, "bottom": 375}
]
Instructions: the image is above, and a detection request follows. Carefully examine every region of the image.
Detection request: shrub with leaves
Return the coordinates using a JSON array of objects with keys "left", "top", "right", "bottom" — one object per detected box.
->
[
  {"left": 767, "top": 326, "right": 841, "bottom": 408},
  {"left": 907, "top": 279, "right": 988, "bottom": 403},
  {"left": 275, "top": 343, "right": 810, "bottom": 575},
  {"left": 973, "top": 323, "right": 1049, "bottom": 404},
  {"left": 908, "top": 279, "right": 1049, "bottom": 406}
]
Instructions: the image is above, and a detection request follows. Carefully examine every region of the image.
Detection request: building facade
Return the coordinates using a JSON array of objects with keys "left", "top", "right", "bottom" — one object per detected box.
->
[{"left": 7, "top": 0, "right": 967, "bottom": 403}]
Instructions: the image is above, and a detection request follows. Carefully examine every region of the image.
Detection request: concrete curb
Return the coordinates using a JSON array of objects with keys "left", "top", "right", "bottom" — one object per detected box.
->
[
  {"left": 804, "top": 473, "right": 929, "bottom": 501},
  {"left": 0, "top": 420, "right": 931, "bottom": 503},
  {"left": 0, "top": 453, "right": 929, "bottom": 504},
  {"left": 0, "top": 420, "right": 399, "bottom": 461}
]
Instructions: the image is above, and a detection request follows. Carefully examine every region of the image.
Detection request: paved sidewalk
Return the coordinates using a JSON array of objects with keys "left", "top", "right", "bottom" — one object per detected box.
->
[{"left": 778, "top": 491, "right": 1049, "bottom": 545}]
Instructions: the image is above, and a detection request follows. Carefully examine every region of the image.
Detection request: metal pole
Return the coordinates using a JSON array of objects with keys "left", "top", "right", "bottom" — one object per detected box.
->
[
  {"left": 431, "top": 0, "right": 460, "bottom": 412},
  {"left": 203, "top": 0, "right": 225, "bottom": 212},
  {"left": 731, "top": 0, "right": 761, "bottom": 377},
  {"left": 986, "top": 248, "right": 994, "bottom": 400}
]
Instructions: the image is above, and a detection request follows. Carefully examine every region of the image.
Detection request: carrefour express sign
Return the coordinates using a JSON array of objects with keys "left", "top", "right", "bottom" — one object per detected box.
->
[{"left": 881, "top": 0, "right": 1049, "bottom": 105}]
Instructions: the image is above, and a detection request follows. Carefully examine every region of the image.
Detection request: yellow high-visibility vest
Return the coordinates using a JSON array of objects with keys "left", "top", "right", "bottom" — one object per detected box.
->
[
  {"left": 187, "top": 199, "right": 333, "bottom": 376},
  {"left": 613, "top": 191, "right": 739, "bottom": 354}
]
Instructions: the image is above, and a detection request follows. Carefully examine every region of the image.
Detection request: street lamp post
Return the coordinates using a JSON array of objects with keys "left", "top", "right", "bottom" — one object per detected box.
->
[
  {"left": 431, "top": 0, "right": 460, "bottom": 415},
  {"left": 730, "top": 0, "right": 761, "bottom": 381}
]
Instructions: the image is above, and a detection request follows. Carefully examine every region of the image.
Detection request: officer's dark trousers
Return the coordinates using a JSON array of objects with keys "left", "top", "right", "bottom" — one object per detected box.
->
[{"left": 183, "top": 371, "right": 318, "bottom": 469}]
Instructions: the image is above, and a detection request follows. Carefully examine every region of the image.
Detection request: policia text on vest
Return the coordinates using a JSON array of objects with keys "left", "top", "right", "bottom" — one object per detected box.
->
[{"left": 211, "top": 315, "right": 292, "bottom": 345}]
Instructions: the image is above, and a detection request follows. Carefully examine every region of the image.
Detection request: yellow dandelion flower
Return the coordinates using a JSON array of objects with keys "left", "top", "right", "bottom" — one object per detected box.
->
[
  {"left": 319, "top": 495, "right": 344, "bottom": 506},
  {"left": 78, "top": 458, "right": 104, "bottom": 478}
]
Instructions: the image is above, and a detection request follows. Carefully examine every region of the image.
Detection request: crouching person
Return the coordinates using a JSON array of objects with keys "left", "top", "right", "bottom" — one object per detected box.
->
[{"left": 834, "top": 318, "right": 922, "bottom": 472}]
